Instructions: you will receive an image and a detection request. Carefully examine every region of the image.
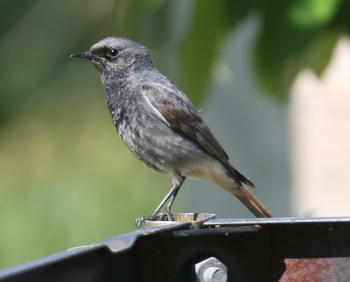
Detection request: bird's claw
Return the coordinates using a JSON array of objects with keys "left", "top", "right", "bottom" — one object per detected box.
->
[
  {"left": 135, "top": 208, "right": 174, "bottom": 229},
  {"left": 135, "top": 216, "right": 149, "bottom": 229}
]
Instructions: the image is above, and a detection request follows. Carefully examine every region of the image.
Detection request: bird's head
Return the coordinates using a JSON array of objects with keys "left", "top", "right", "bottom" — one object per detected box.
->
[{"left": 71, "top": 37, "right": 151, "bottom": 79}]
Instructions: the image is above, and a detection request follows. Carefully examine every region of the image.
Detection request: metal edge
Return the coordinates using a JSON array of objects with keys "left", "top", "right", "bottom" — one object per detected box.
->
[
  {"left": 0, "top": 222, "right": 190, "bottom": 279},
  {"left": 204, "top": 216, "right": 350, "bottom": 226},
  {"left": 94, "top": 221, "right": 191, "bottom": 252},
  {"left": 0, "top": 244, "right": 105, "bottom": 279}
]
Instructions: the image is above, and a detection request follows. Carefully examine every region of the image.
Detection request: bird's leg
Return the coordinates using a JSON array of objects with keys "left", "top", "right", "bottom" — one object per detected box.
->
[
  {"left": 150, "top": 181, "right": 180, "bottom": 218},
  {"left": 135, "top": 172, "right": 185, "bottom": 228},
  {"left": 161, "top": 174, "right": 186, "bottom": 220}
]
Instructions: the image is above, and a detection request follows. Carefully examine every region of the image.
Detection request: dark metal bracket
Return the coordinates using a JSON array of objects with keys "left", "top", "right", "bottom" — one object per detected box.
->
[{"left": 1, "top": 215, "right": 350, "bottom": 281}]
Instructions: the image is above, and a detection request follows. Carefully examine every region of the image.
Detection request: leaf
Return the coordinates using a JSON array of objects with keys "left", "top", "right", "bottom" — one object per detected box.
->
[
  {"left": 178, "top": 1, "right": 228, "bottom": 106},
  {"left": 178, "top": 0, "right": 261, "bottom": 106},
  {"left": 304, "top": 29, "right": 340, "bottom": 76},
  {"left": 253, "top": 0, "right": 341, "bottom": 99}
]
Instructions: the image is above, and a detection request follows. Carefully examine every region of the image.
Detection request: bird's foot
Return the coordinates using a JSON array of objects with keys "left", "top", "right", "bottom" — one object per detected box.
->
[
  {"left": 135, "top": 208, "right": 174, "bottom": 229},
  {"left": 156, "top": 207, "right": 174, "bottom": 221}
]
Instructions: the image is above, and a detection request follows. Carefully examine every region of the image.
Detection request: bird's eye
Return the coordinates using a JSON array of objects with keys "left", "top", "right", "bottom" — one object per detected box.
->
[{"left": 108, "top": 49, "right": 118, "bottom": 57}]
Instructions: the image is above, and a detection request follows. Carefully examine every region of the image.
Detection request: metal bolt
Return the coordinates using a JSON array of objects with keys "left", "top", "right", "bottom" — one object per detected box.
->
[{"left": 195, "top": 257, "right": 227, "bottom": 282}]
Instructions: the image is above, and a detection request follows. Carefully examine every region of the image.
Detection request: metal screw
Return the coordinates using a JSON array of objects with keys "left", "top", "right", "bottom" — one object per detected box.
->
[{"left": 195, "top": 257, "right": 227, "bottom": 282}]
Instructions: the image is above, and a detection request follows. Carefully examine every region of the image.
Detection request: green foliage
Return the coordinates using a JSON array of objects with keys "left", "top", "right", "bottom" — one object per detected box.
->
[
  {"left": 179, "top": 0, "right": 348, "bottom": 100},
  {"left": 179, "top": 1, "right": 227, "bottom": 105},
  {"left": 253, "top": 0, "right": 342, "bottom": 99},
  {"left": 179, "top": 0, "right": 259, "bottom": 104}
]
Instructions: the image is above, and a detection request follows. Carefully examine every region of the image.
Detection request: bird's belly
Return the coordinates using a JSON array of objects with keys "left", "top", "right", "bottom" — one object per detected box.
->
[{"left": 183, "top": 157, "right": 241, "bottom": 193}]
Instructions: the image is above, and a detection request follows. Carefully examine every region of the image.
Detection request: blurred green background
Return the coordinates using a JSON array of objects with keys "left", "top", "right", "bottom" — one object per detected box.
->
[{"left": 1, "top": 0, "right": 349, "bottom": 269}]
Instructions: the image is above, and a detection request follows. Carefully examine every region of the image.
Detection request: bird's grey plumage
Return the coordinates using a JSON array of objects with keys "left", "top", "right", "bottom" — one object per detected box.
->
[{"left": 71, "top": 36, "right": 273, "bottom": 226}]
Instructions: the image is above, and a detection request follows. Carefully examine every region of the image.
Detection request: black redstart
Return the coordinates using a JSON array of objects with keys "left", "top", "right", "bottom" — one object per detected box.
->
[{"left": 71, "top": 37, "right": 273, "bottom": 228}]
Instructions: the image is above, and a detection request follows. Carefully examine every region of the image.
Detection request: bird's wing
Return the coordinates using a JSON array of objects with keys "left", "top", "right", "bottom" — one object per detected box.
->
[{"left": 142, "top": 83, "right": 255, "bottom": 187}]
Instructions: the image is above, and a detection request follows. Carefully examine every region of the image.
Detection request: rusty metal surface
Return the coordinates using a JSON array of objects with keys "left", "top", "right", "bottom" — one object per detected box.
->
[
  {"left": 266, "top": 217, "right": 350, "bottom": 281},
  {"left": 281, "top": 258, "right": 350, "bottom": 281}
]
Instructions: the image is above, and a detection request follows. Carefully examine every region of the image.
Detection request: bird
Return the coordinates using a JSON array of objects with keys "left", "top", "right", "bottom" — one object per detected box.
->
[{"left": 71, "top": 37, "right": 273, "bottom": 228}]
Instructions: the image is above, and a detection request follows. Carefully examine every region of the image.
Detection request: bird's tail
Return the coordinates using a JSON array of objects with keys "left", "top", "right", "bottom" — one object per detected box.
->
[
  {"left": 203, "top": 160, "right": 273, "bottom": 218},
  {"left": 235, "top": 186, "right": 273, "bottom": 218}
]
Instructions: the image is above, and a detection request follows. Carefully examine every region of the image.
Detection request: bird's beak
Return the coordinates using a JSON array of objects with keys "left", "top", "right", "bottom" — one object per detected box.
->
[{"left": 70, "top": 52, "right": 99, "bottom": 60}]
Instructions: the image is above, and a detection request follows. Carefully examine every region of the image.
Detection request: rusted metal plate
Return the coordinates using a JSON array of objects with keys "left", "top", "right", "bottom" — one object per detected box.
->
[{"left": 281, "top": 258, "right": 350, "bottom": 281}]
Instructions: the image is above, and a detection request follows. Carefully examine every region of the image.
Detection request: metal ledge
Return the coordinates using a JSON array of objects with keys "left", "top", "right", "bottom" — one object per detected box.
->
[
  {"left": 1, "top": 216, "right": 350, "bottom": 281},
  {"left": 204, "top": 216, "right": 350, "bottom": 226}
]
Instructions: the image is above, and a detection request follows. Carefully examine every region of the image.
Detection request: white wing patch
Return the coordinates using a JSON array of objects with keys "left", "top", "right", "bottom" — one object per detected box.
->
[{"left": 142, "top": 90, "right": 171, "bottom": 127}]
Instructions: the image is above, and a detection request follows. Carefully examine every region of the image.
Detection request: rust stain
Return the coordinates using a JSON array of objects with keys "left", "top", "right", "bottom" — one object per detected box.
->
[
  {"left": 173, "top": 213, "right": 194, "bottom": 222},
  {"left": 280, "top": 257, "right": 350, "bottom": 281}
]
